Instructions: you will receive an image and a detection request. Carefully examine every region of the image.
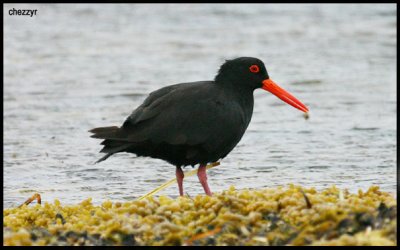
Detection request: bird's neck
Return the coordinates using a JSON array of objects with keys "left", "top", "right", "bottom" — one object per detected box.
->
[
  {"left": 215, "top": 80, "right": 255, "bottom": 123},
  {"left": 215, "top": 79, "right": 255, "bottom": 104}
]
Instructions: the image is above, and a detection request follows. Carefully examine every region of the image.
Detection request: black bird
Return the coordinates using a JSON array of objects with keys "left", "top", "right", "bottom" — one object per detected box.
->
[{"left": 89, "top": 57, "right": 309, "bottom": 196}]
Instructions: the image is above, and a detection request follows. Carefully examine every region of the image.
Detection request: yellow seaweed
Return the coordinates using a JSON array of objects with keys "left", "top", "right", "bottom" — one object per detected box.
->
[{"left": 3, "top": 185, "right": 397, "bottom": 246}]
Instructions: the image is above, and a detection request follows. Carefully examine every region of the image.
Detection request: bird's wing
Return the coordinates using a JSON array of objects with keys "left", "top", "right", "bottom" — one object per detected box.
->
[{"left": 121, "top": 81, "right": 246, "bottom": 152}]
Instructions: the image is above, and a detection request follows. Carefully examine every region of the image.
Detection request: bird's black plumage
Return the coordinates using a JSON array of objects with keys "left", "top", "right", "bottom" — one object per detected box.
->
[{"left": 89, "top": 57, "right": 269, "bottom": 166}]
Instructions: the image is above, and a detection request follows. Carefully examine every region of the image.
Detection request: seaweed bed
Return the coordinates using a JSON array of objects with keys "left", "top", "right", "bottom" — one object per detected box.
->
[{"left": 3, "top": 185, "right": 397, "bottom": 246}]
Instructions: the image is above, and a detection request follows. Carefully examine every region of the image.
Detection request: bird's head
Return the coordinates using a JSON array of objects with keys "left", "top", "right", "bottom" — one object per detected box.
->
[{"left": 215, "top": 57, "right": 309, "bottom": 113}]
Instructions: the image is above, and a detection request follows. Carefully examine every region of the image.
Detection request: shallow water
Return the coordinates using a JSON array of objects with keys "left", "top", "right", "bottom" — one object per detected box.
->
[{"left": 4, "top": 4, "right": 396, "bottom": 208}]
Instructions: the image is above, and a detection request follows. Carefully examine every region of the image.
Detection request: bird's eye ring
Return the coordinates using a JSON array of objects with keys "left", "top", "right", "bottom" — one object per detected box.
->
[{"left": 249, "top": 65, "right": 260, "bottom": 73}]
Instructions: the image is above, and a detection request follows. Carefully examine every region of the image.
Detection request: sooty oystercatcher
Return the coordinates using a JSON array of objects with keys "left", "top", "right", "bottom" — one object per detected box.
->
[{"left": 89, "top": 57, "right": 309, "bottom": 196}]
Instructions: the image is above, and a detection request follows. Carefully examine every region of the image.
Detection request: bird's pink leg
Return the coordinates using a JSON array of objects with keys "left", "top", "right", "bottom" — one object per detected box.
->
[
  {"left": 197, "top": 164, "right": 213, "bottom": 196},
  {"left": 176, "top": 166, "right": 184, "bottom": 196}
]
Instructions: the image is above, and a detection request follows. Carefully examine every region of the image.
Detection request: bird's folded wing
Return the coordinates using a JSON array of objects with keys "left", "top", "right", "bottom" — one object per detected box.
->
[{"left": 120, "top": 81, "right": 244, "bottom": 151}]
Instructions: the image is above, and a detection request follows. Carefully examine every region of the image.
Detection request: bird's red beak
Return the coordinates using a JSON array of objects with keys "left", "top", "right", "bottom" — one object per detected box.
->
[{"left": 262, "top": 79, "right": 309, "bottom": 113}]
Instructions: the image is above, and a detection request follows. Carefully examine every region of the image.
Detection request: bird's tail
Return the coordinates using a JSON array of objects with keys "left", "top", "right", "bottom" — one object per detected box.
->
[
  {"left": 89, "top": 126, "right": 132, "bottom": 163},
  {"left": 89, "top": 126, "right": 120, "bottom": 139},
  {"left": 95, "top": 153, "right": 113, "bottom": 164}
]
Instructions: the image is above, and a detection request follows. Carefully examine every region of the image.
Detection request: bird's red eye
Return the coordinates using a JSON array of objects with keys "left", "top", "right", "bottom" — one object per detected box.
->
[{"left": 249, "top": 65, "right": 260, "bottom": 73}]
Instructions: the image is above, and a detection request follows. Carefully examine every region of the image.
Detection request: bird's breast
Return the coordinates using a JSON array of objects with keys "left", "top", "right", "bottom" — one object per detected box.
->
[{"left": 200, "top": 94, "right": 254, "bottom": 157}]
